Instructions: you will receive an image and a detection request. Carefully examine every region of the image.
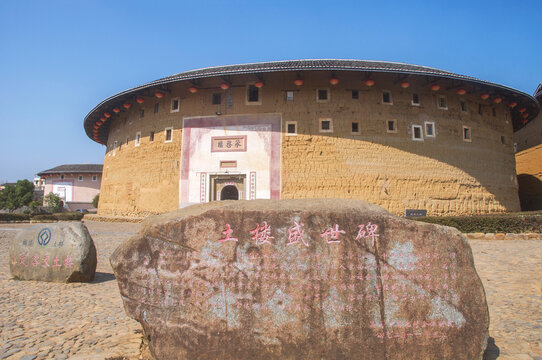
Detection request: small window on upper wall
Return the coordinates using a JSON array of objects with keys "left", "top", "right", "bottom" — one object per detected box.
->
[
  {"left": 286, "top": 121, "right": 297, "bottom": 136},
  {"left": 154, "top": 103, "right": 159, "bottom": 114},
  {"left": 387, "top": 120, "right": 397, "bottom": 133},
  {"left": 165, "top": 127, "right": 173, "bottom": 143},
  {"left": 149, "top": 131, "right": 155, "bottom": 142},
  {"left": 319, "top": 118, "right": 333, "bottom": 133},
  {"left": 478, "top": 104, "right": 483, "bottom": 115},
  {"left": 286, "top": 91, "right": 294, "bottom": 101},
  {"left": 412, "top": 125, "right": 423, "bottom": 141},
  {"left": 317, "top": 89, "right": 329, "bottom": 102},
  {"left": 425, "top": 121, "right": 435, "bottom": 137},
  {"left": 139, "top": 109, "right": 145, "bottom": 118},
  {"left": 60, "top": 174, "right": 65, "bottom": 180},
  {"left": 351, "top": 121, "right": 360, "bottom": 134},
  {"left": 513, "top": 142, "right": 518, "bottom": 153},
  {"left": 135, "top": 132, "right": 141, "bottom": 147},
  {"left": 78, "top": 175, "right": 83, "bottom": 182},
  {"left": 460, "top": 100, "right": 468, "bottom": 112},
  {"left": 463, "top": 126, "right": 472, "bottom": 142},
  {"left": 212, "top": 93, "right": 221, "bottom": 105},
  {"left": 492, "top": 108, "right": 497, "bottom": 117},
  {"left": 113, "top": 141, "right": 118, "bottom": 155},
  {"left": 246, "top": 85, "right": 261, "bottom": 104},
  {"left": 92, "top": 175, "right": 97, "bottom": 182},
  {"left": 411, "top": 93, "right": 420, "bottom": 106},
  {"left": 352, "top": 90, "right": 359, "bottom": 99},
  {"left": 382, "top": 91, "right": 392, "bottom": 104},
  {"left": 500, "top": 135, "right": 506, "bottom": 144},
  {"left": 437, "top": 95, "right": 447, "bottom": 110},
  {"left": 171, "top": 97, "right": 180, "bottom": 113}
]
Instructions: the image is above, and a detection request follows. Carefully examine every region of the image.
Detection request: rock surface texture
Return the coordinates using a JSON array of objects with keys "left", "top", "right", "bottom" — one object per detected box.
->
[
  {"left": 10, "top": 222, "right": 97, "bottom": 282},
  {"left": 110, "top": 199, "right": 489, "bottom": 360}
]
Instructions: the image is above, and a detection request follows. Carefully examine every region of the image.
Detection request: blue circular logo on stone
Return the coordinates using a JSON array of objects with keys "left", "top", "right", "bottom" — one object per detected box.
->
[{"left": 37, "top": 228, "right": 51, "bottom": 246}]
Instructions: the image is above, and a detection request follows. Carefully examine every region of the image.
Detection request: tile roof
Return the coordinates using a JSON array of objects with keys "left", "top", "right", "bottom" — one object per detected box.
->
[
  {"left": 37, "top": 164, "right": 103, "bottom": 176},
  {"left": 85, "top": 59, "right": 541, "bottom": 143}
]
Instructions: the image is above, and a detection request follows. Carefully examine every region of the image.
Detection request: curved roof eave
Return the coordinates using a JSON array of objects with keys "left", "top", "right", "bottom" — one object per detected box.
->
[{"left": 84, "top": 59, "right": 541, "bottom": 143}]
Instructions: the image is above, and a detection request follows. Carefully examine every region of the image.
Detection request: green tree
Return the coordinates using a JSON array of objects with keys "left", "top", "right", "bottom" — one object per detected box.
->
[
  {"left": 0, "top": 180, "right": 35, "bottom": 211},
  {"left": 44, "top": 193, "right": 63, "bottom": 213},
  {"left": 92, "top": 193, "right": 99, "bottom": 208}
]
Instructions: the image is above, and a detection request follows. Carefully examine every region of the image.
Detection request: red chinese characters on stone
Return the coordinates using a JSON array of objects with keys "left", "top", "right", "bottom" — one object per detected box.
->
[
  {"left": 52, "top": 255, "right": 61, "bottom": 267},
  {"left": 287, "top": 221, "right": 308, "bottom": 247},
  {"left": 356, "top": 222, "right": 380, "bottom": 247},
  {"left": 64, "top": 255, "right": 74, "bottom": 268},
  {"left": 250, "top": 221, "right": 274, "bottom": 245},
  {"left": 19, "top": 253, "right": 28, "bottom": 267},
  {"left": 320, "top": 224, "right": 346, "bottom": 244},
  {"left": 42, "top": 255, "right": 50, "bottom": 268},
  {"left": 31, "top": 254, "right": 40, "bottom": 267},
  {"left": 218, "top": 224, "right": 238, "bottom": 243}
]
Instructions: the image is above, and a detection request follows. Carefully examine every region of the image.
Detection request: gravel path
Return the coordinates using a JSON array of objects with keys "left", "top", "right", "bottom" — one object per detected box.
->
[{"left": 0, "top": 221, "right": 540, "bottom": 359}]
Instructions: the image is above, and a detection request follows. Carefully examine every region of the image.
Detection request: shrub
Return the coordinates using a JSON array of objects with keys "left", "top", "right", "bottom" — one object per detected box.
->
[
  {"left": 410, "top": 214, "right": 542, "bottom": 233},
  {"left": 0, "top": 213, "right": 30, "bottom": 221},
  {"left": 44, "top": 193, "right": 63, "bottom": 213},
  {"left": 92, "top": 194, "right": 99, "bottom": 208},
  {"left": 31, "top": 214, "right": 57, "bottom": 221},
  {"left": 30, "top": 212, "right": 84, "bottom": 221},
  {"left": 54, "top": 212, "right": 84, "bottom": 221},
  {"left": 29, "top": 201, "right": 41, "bottom": 210}
]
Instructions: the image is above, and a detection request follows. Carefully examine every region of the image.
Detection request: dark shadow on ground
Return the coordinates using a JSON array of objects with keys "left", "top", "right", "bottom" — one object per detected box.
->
[
  {"left": 483, "top": 337, "right": 500, "bottom": 360},
  {"left": 92, "top": 272, "right": 116, "bottom": 283}
]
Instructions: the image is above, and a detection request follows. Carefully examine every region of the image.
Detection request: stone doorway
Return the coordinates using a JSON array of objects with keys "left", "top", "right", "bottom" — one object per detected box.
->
[{"left": 210, "top": 175, "right": 246, "bottom": 201}]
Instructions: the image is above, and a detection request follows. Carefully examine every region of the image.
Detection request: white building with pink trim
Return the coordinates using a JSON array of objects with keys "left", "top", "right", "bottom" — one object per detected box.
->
[{"left": 37, "top": 164, "right": 102, "bottom": 211}]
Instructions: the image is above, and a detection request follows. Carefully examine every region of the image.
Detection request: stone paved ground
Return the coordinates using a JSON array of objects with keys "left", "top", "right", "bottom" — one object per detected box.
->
[
  {"left": 0, "top": 220, "right": 540, "bottom": 360},
  {"left": 471, "top": 239, "right": 542, "bottom": 360},
  {"left": 0, "top": 221, "right": 142, "bottom": 360}
]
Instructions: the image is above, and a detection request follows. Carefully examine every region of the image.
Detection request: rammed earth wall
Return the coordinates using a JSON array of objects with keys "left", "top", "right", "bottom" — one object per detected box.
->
[{"left": 97, "top": 71, "right": 520, "bottom": 217}]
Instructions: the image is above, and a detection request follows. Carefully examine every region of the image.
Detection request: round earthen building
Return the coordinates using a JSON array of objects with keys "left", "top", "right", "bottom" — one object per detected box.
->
[{"left": 84, "top": 60, "right": 540, "bottom": 217}]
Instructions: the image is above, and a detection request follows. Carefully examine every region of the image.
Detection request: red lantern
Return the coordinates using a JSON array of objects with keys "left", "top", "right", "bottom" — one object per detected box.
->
[
  {"left": 100, "top": 117, "right": 106, "bottom": 122},
  {"left": 518, "top": 107, "right": 527, "bottom": 113},
  {"left": 123, "top": 102, "right": 132, "bottom": 109},
  {"left": 456, "top": 88, "right": 466, "bottom": 95},
  {"left": 521, "top": 119, "right": 528, "bottom": 124},
  {"left": 294, "top": 78, "right": 304, "bottom": 86},
  {"left": 508, "top": 102, "right": 517, "bottom": 108},
  {"left": 220, "top": 82, "right": 230, "bottom": 90},
  {"left": 96, "top": 120, "right": 103, "bottom": 126},
  {"left": 480, "top": 93, "right": 489, "bottom": 100},
  {"left": 365, "top": 79, "right": 375, "bottom": 87},
  {"left": 400, "top": 81, "right": 410, "bottom": 89},
  {"left": 188, "top": 86, "right": 198, "bottom": 93},
  {"left": 254, "top": 81, "right": 264, "bottom": 88},
  {"left": 155, "top": 91, "right": 164, "bottom": 99},
  {"left": 329, "top": 77, "right": 339, "bottom": 85},
  {"left": 522, "top": 113, "right": 529, "bottom": 118},
  {"left": 104, "top": 112, "right": 111, "bottom": 118},
  {"left": 136, "top": 97, "right": 144, "bottom": 104},
  {"left": 430, "top": 84, "right": 440, "bottom": 91},
  {"left": 113, "top": 108, "right": 120, "bottom": 113},
  {"left": 493, "top": 97, "right": 502, "bottom": 104}
]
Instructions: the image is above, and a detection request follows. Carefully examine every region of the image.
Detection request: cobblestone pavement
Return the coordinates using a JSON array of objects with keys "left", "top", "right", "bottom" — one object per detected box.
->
[
  {"left": 0, "top": 221, "right": 540, "bottom": 359},
  {"left": 471, "top": 239, "right": 542, "bottom": 360},
  {"left": 0, "top": 221, "right": 143, "bottom": 360}
]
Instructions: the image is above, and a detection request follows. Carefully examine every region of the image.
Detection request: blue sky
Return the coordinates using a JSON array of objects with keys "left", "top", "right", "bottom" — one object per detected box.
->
[{"left": 1, "top": 0, "right": 541, "bottom": 183}]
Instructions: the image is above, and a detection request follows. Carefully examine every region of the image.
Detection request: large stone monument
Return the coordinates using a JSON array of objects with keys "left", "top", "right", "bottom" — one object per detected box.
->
[
  {"left": 111, "top": 199, "right": 489, "bottom": 359},
  {"left": 10, "top": 222, "right": 97, "bottom": 282}
]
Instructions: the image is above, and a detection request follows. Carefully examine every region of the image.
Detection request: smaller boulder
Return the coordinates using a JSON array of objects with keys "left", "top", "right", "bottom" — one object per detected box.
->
[{"left": 10, "top": 222, "right": 97, "bottom": 282}]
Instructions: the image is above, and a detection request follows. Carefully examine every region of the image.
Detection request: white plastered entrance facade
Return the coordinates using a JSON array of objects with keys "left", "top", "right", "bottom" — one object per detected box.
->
[{"left": 180, "top": 114, "right": 282, "bottom": 207}]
